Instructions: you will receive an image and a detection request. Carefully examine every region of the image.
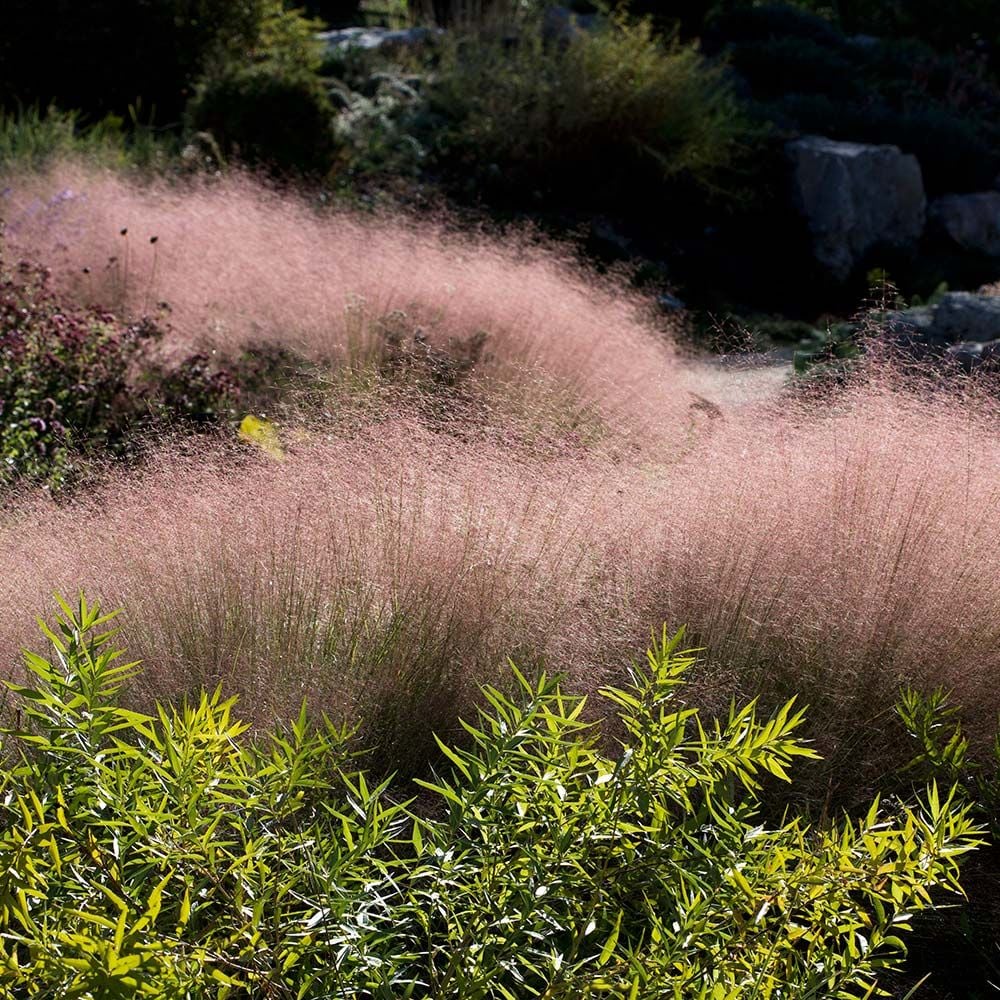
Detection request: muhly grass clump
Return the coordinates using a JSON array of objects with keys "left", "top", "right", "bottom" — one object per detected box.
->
[
  {"left": 0, "top": 421, "right": 650, "bottom": 771},
  {"left": 0, "top": 378, "right": 998, "bottom": 799},
  {"left": 2, "top": 161, "right": 1000, "bottom": 802},
  {"left": 0, "top": 163, "right": 686, "bottom": 444},
  {"left": 637, "top": 376, "right": 1000, "bottom": 801}
]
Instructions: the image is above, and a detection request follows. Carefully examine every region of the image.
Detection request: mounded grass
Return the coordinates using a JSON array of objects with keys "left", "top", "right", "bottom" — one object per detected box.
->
[
  {"left": 1, "top": 163, "right": 999, "bottom": 802},
  {"left": 0, "top": 163, "right": 685, "bottom": 448},
  {"left": 0, "top": 381, "right": 997, "bottom": 796}
]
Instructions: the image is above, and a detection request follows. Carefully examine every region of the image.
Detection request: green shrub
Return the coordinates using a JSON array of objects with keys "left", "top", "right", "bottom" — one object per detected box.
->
[
  {"left": 329, "top": 67, "right": 430, "bottom": 185},
  {"left": 897, "top": 687, "right": 1000, "bottom": 838},
  {"left": 185, "top": 1, "right": 337, "bottom": 174},
  {"left": 428, "top": 16, "right": 757, "bottom": 205},
  {"left": 621, "top": 0, "right": 730, "bottom": 39},
  {"left": 794, "top": 0, "right": 1000, "bottom": 52},
  {"left": 705, "top": 3, "right": 846, "bottom": 48},
  {"left": 893, "top": 687, "right": 1000, "bottom": 994},
  {"left": 726, "top": 37, "right": 863, "bottom": 100},
  {"left": 0, "top": 599, "right": 981, "bottom": 997},
  {"left": 186, "top": 65, "right": 337, "bottom": 174},
  {"left": 0, "top": 0, "right": 322, "bottom": 122},
  {"left": 708, "top": 3, "right": 1000, "bottom": 196},
  {"left": 862, "top": 37, "right": 998, "bottom": 109}
]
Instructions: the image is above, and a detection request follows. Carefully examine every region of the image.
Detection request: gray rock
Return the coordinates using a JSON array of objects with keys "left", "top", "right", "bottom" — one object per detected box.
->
[
  {"left": 946, "top": 338, "right": 1000, "bottom": 371},
  {"left": 657, "top": 293, "right": 686, "bottom": 312},
  {"left": 930, "top": 291, "right": 1000, "bottom": 343},
  {"left": 787, "top": 136, "right": 926, "bottom": 282},
  {"left": 928, "top": 192, "right": 1000, "bottom": 256},
  {"left": 880, "top": 305, "right": 942, "bottom": 355},
  {"left": 878, "top": 293, "right": 1000, "bottom": 366},
  {"left": 318, "top": 26, "right": 441, "bottom": 54}
]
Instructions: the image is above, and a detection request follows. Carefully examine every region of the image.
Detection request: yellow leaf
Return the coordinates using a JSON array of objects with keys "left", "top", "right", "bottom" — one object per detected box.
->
[
  {"left": 178, "top": 887, "right": 191, "bottom": 930},
  {"left": 239, "top": 415, "right": 284, "bottom": 459}
]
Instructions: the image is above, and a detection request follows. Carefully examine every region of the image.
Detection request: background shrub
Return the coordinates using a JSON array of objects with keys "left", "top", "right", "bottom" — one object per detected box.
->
[
  {"left": 184, "top": 0, "right": 339, "bottom": 174},
  {"left": 328, "top": 65, "right": 430, "bottom": 188},
  {"left": 0, "top": 0, "right": 328, "bottom": 143},
  {"left": 794, "top": 0, "right": 1000, "bottom": 53},
  {"left": 186, "top": 66, "right": 337, "bottom": 173},
  {"left": 725, "top": 37, "right": 863, "bottom": 100},
  {"left": 427, "top": 15, "right": 757, "bottom": 207},
  {"left": 705, "top": 2, "right": 846, "bottom": 48},
  {"left": 707, "top": 3, "right": 1000, "bottom": 196},
  {"left": 1, "top": 0, "right": 269, "bottom": 120}
]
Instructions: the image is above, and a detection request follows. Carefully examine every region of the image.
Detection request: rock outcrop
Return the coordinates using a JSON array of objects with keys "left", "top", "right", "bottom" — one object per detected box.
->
[
  {"left": 884, "top": 291, "right": 1000, "bottom": 371},
  {"left": 318, "top": 26, "right": 441, "bottom": 55},
  {"left": 787, "top": 136, "right": 926, "bottom": 282},
  {"left": 928, "top": 192, "right": 1000, "bottom": 257}
]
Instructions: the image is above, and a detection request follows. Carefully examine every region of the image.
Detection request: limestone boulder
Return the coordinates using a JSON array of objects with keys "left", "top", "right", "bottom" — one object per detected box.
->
[
  {"left": 928, "top": 192, "right": 1000, "bottom": 257},
  {"left": 318, "top": 26, "right": 441, "bottom": 55},
  {"left": 787, "top": 136, "right": 926, "bottom": 282},
  {"left": 930, "top": 290, "right": 1000, "bottom": 343}
]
